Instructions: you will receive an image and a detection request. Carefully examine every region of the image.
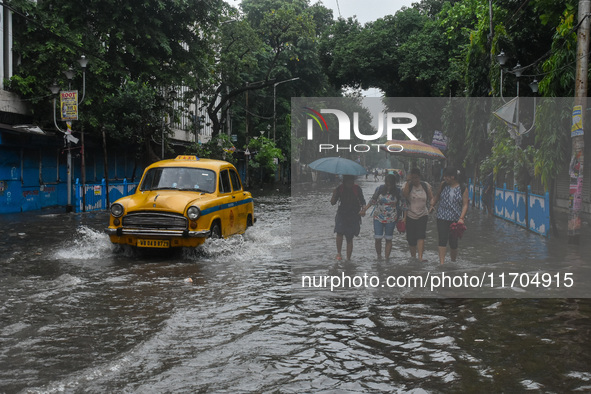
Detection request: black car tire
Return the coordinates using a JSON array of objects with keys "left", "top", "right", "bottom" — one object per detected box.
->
[{"left": 210, "top": 222, "right": 221, "bottom": 239}]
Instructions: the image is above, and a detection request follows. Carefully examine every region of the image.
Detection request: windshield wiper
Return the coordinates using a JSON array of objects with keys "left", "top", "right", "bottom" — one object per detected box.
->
[
  {"left": 146, "top": 187, "right": 177, "bottom": 191},
  {"left": 178, "top": 188, "right": 210, "bottom": 193}
]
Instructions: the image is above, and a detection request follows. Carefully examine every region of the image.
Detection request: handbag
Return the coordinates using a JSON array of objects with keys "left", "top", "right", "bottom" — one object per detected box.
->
[
  {"left": 449, "top": 221, "right": 467, "bottom": 239},
  {"left": 396, "top": 220, "right": 406, "bottom": 233}
]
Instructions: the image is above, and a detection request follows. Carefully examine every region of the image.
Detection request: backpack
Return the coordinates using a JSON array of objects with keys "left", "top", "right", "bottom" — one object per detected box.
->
[
  {"left": 419, "top": 181, "right": 430, "bottom": 198},
  {"left": 337, "top": 184, "right": 365, "bottom": 209},
  {"left": 404, "top": 181, "right": 432, "bottom": 209}
]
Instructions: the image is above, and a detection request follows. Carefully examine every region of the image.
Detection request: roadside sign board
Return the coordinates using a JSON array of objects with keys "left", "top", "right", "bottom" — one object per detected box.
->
[{"left": 60, "top": 90, "right": 78, "bottom": 120}]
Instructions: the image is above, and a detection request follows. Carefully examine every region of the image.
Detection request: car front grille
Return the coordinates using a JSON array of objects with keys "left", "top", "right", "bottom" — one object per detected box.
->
[{"left": 123, "top": 212, "right": 187, "bottom": 230}]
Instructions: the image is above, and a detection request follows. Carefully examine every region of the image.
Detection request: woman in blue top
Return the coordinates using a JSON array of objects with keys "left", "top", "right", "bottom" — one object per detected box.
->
[
  {"left": 360, "top": 173, "right": 401, "bottom": 262},
  {"left": 430, "top": 167, "right": 469, "bottom": 265}
]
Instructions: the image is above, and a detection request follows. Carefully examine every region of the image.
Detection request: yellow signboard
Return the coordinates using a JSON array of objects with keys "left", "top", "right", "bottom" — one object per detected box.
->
[
  {"left": 571, "top": 105, "right": 583, "bottom": 137},
  {"left": 60, "top": 90, "right": 78, "bottom": 120}
]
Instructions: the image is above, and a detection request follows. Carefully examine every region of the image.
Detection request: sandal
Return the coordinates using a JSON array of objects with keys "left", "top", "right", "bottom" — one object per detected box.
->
[{"left": 336, "top": 254, "right": 342, "bottom": 261}]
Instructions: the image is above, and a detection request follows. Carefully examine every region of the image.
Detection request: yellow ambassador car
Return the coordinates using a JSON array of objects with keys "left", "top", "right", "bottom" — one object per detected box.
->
[{"left": 106, "top": 155, "right": 255, "bottom": 248}]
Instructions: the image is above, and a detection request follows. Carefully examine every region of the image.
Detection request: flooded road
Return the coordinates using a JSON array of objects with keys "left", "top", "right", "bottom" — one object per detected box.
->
[{"left": 1, "top": 184, "right": 590, "bottom": 393}]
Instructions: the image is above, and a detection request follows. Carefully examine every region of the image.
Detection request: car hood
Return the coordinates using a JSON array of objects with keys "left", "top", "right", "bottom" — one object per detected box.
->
[{"left": 123, "top": 190, "right": 211, "bottom": 213}]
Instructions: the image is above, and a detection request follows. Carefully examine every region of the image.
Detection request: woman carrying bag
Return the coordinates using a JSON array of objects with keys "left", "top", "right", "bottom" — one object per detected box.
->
[
  {"left": 430, "top": 167, "right": 469, "bottom": 265},
  {"left": 360, "top": 173, "right": 402, "bottom": 262}
]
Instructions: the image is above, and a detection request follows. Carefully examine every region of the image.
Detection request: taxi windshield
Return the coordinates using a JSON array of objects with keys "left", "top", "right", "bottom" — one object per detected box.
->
[{"left": 140, "top": 167, "right": 216, "bottom": 193}]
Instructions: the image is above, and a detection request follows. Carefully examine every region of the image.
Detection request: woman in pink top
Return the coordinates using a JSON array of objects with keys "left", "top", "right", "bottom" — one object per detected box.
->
[{"left": 402, "top": 168, "right": 433, "bottom": 261}]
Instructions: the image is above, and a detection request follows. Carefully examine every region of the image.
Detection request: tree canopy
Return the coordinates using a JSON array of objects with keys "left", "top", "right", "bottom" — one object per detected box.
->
[{"left": 5, "top": 0, "right": 584, "bottom": 188}]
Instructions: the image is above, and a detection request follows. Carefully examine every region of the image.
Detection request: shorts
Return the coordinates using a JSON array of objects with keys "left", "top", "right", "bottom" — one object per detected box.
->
[
  {"left": 437, "top": 219, "right": 458, "bottom": 249},
  {"left": 373, "top": 219, "right": 396, "bottom": 240},
  {"left": 406, "top": 215, "right": 428, "bottom": 246}
]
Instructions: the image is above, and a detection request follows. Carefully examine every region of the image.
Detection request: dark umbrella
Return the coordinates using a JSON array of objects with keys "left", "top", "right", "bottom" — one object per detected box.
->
[{"left": 308, "top": 157, "right": 367, "bottom": 176}]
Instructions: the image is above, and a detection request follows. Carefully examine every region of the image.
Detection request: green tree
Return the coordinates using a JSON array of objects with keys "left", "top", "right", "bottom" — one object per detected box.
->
[
  {"left": 99, "top": 81, "right": 165, "bottom": 165},
  {"left": 205, "top": 0, "right": 333, "bottom": 165},
  {"left": 8, "top": 0, "right": 223, "bottom": 163}
]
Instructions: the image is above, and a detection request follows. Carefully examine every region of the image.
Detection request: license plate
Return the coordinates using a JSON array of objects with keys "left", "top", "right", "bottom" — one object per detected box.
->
[{"left": 137, "top": 239, "right": 170, "bottom": 248}]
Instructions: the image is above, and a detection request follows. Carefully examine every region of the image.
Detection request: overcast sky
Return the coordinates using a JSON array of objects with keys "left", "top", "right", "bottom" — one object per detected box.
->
[
  {"left": 225, "top": 0, "right": 415, "bottom": 98},
  {"left": 325, "top": 0, "right": 414, "bottom": 24},
  {"left": 226, "top": 0, "right": 414, "bottom": 25}
]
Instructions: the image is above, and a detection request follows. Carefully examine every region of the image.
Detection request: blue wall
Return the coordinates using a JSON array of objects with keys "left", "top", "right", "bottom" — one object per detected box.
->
[{"left": 0, "top": 131, "right": 140, "bottom": 214}]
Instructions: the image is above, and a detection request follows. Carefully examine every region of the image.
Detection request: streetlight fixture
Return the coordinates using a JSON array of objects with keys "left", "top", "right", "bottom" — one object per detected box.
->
[
  {"left": 273, "top": 77, "right": 299, "bottom": 142},
  {"left": 513, "top": 62, "right": 523, "bottom": 78},
  {"left": 63, "top": 67, "right": 75, "bottom": 82},
  {"left": 78, "top": 55, "right": 89, "bottom": 69},
  {"left": 48, "top": 81, "right": 60, "bottom": 95},
  {"left": 496, "top": 51, "right": 508, "bottom": 66},
  {"left": 495, "top": 51, "right": 538, "bottom": 139},
  {"left": 48, "top": 54, "right": 89, "bottom": 212},
  {"left": 529, "top": 79, "right": 539, "bottom": 93}
]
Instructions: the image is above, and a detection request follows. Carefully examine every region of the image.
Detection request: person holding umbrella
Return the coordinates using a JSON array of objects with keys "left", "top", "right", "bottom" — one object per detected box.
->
[
  {"left": 360, "top": 173, "right": 403, "bottom": 262},
  {"left": 331, "top": 175, "right": 366, "bottom": 261},
  {"left": 308, "top": 157, "right": 368, "bottom": 261},
  {"left": 402, "top": 168, "right": 433, "bottom": 261}
]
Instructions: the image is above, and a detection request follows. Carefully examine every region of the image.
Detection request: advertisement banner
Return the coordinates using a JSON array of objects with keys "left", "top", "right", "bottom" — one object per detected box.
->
[
  {"left": 60, "top": 90, "right": 78, "bottom": 121},
  {"left": 431, "top": 130, "right": 447, "bottom": 150},
  {"left": 571, "top": 105, "right": 583, "bottom": 137}
]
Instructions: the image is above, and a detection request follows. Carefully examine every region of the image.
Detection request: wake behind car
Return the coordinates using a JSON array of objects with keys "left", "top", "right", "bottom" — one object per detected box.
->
[{"left": 106, "top": 155, "right": 254, "bottom": 248}]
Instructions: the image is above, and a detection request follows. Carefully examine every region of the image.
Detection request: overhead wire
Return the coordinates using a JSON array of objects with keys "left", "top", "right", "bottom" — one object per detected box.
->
[
  {"left": 494, "top": 0, "right": 591, "bottom": 80},
  {"left": 335, "top": 0, "right": 342, "bottom": 18}
]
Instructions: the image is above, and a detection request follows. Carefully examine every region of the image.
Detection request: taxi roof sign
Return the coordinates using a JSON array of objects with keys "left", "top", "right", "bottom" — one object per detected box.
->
[{"left": 175, "top": 155, "right": 199, "bottom": 161}]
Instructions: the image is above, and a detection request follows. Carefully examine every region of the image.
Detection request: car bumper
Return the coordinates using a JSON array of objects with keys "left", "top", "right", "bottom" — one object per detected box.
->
[{"left": 105, "top": 228, "right": 210, "bottom": 238}]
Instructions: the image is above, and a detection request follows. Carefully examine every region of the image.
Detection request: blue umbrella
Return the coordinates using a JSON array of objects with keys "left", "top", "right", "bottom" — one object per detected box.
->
[{"left": 308, "top": 157, "right": 367, "bottom": 176}]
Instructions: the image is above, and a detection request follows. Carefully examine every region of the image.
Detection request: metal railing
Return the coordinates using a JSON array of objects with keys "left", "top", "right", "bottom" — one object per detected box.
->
[
  {"left": 75, "top": 178, "right": 138, "bottom": 213},
  {"left": 469, "top": 179, "right": 550, "bottom": 237}
]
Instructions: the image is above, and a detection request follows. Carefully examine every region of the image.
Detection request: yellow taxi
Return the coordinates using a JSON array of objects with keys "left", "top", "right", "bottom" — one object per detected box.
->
[{"left": 105, "top": 155, "right": 254, "bottom": 248}]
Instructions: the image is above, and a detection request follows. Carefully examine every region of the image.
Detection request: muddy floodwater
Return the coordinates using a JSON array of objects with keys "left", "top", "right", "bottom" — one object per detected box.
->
[{"left": 1, "top": 184, "right": 590, "bottom": 392}]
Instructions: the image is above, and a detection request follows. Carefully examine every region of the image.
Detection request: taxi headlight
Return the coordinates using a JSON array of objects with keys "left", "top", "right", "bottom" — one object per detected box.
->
[
  {"left": 187, "top": 206, "right": 201, "bottom": 220},
  {"left": 110, "top": 203, "right": 124, "bottom": 218}
]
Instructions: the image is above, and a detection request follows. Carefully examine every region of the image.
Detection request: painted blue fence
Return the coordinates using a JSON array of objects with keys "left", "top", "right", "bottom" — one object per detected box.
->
[
  {"left": 469, "top": 179, "right": 550, "bottom": 237},
  {"left": 75, "top": 178, "right": 138, "bottom": 213}
]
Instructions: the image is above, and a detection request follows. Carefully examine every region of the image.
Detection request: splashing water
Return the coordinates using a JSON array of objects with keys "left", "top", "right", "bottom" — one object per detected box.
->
[{"left": 52, "top": 226, "right": 115, "bottom": 260}]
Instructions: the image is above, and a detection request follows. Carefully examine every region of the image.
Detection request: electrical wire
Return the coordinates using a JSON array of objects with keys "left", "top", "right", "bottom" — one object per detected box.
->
[
  {"left": 500, "top": 11, "right": 591, "bottom": 79},
  {"left": 335, "top": 0, "right": 342, "bottom": 18}
]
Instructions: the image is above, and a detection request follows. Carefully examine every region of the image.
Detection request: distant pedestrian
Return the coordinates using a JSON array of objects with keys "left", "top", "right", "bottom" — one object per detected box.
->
[
  {"left": 374, "top": 168, "right": 379, "bottom": 181},
  {"left": 430, "top": 167, "right": 469, "bottom": 265},
  {"left": 402, "top": 168, "right": 433, "bottom": 261},
  {"left": 331, "top": 175, "right": 366, "bottom": 261},
  {"left": 360, "top": 173, "right": 402, "bottom": 262},
  {"left": 482, "top": 171, "right": 494, "bottom": 217}
]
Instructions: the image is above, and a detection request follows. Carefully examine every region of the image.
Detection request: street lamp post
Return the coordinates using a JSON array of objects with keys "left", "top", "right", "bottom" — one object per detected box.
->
[
  {"left": 48, "top": 55, "right": 89, "bottom": 213},
  {"left": 495, "top": 52, "right": 538, "bottom": 142},
  {"left": 273, "top": 77, "right": 299, "bottom": 142}
]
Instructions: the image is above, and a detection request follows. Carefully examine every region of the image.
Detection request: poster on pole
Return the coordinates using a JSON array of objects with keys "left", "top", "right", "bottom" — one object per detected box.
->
[
  {"left": 60, "top": 90, "right": 78, "bottom": 121},
  {"left": 431, "top": 130, "right": 448, "bottom": 151},
  {"left": 571, "top": 105, "right": 583, "bottom": 137}
]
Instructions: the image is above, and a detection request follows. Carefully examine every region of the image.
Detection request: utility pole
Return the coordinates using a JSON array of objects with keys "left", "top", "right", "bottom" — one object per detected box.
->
[
  {"left": 245, "top": 82, "right": 249, "bottom": 187},
  {"left": 568, "top": 0, "right": 590, "bottom": 243}
]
